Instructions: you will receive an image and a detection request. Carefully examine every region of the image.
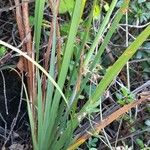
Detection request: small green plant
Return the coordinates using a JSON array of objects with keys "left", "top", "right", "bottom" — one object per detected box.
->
[
  {"left": 136, "top": 138, "right": 145, "bottom": 149},
  {"left": 115, "top": 86, "right": 135, "bottom": 106},
  {"left": 131, "top": 1, "right": 150, "bottom": 23},
  {"left": 87, "top": 137, "right": 98, "bottom": 149},
  {"left": 59, "top": 0, "right": 75, "bottom": 14},
  {"left": 0, "top": 46, "right": 6, "bottom": 57}
]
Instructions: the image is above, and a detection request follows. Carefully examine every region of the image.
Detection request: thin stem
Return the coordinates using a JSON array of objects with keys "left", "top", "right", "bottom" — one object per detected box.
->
[{"left": 126, "top": 11, "right": 130, "bottom": 91}]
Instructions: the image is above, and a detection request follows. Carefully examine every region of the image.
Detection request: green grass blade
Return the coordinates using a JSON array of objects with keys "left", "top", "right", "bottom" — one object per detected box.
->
[
  {"left": 23, "top": 81, "right": 38, "bottom": 150},
  {"left": 34, "top": 0, "right": 46, "bottom": 61},
  {"left": 66, "top": 0, "right": 97, "bottom": 102},
  {"left": 83, "top": 0, "right": 118, "bottom": 67},
  {"left": 90, "top": 0, "right": 130, "bottom": 70},
  {"left": 40, "top": 9, "right": 58, "bottom": 150},
  {"left": 37, "top": 72, "right": 43, "bottom": 148},
  {"left": 56, "top": 0, "right": 86, "bottom": 90},
  {"left": 0, "top": 40, "right": 67, "bottom": 105},
  {"left": 44, "top": 0, "right": 86, "bottom": 145}
]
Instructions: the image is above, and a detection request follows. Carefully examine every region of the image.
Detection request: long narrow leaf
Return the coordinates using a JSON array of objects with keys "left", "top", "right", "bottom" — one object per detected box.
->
[
  {"left": 37, "top": 72, "right": 43, "bottom": 148},
  {"left": 0, "top": 40, "right": 67, "bottom": 106},
  {"left": 42, "top": 1, "right": 86, "bottom": 149},
  {"left": 40, "top": 7, "right": 58, "bottom": 149},
  {"left": 83, "top": 0, "right": 118, "bottom": 67},
  {"left": 34, "top": 0, "right": 46, "bottom": 61}
]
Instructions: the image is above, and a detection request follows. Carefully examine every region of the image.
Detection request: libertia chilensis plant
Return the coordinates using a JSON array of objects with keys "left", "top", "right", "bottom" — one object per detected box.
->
[{"left": 0, "top": 0, "right": 150, "bottom": 149}]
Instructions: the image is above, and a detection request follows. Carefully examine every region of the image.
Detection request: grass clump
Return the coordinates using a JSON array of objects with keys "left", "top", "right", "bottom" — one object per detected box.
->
[{"left": 0, "top": 0, "right": 150, "bottom": 149}]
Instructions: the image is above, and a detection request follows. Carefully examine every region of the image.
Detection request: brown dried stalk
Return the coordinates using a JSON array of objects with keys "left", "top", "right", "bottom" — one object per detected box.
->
[
  {"left": 14, "top": 0, "right": 27, "bottom": 72},
  {"left": 42, "top": 23, "right": 54, "bottom": 102},
  {"left": 14, "top": 0, "right": 35, "bottom": 115},
  {"left": 22, "top": 0, "right": 35, "bottom": 104},
  {"left": 42, "top": 0, "right": 60, "bottom": 102},
  {"left": 56, "top": 21, "right": 61, "bottom": 75},
  {"left": 14, "top": 0, "right": 25, "bottom": 44}
]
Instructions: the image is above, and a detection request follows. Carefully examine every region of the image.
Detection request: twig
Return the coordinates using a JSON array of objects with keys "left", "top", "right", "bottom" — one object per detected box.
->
[
  {"left": 0, "top": 71, "right": 8, "bottom": 115},
  {"left": 0, "top": 113, "right": 7, "bottom": 139},
  {"left": 101, "top": 128, "right": 150, "bottom": 149},
  {"left": 108, "top": 42, "right": 150, "bottom": 51},
  {"left": 0, "top": 0, "right": 34, "bottom": 13},
  {"left": 120, "top": 22, "right": 150, "bottom": 28},
  {"left": 119, "top": 26, "right": 136, "bottom": 40},
  {"left": 129, "top": 58, "right": 150, "bottom": 64},
  {"left": 132, "top": 80, "right": 150, "bottom": 94},
  {"left": 2, "top": 74, "right": 24, "bottom": 148}
]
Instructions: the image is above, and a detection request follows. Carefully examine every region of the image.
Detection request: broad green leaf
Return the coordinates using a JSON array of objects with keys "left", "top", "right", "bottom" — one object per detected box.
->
[
  {"left": 59, "top": 0, "right": 75, "bottom": 14},
  {"left": 136, "top": 139, "right": 145, "bottom": 148}
]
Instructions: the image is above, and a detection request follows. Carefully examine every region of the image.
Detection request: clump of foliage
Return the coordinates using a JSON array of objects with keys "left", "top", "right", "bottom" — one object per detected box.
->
[{"left": 0, "top": 0, "right": 150, "bottom": 149}]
